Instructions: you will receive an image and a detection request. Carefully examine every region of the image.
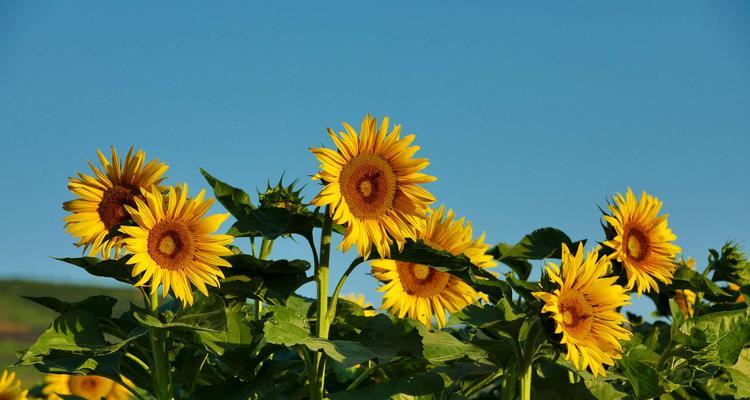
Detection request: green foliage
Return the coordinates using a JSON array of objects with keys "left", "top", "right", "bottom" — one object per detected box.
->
[{"left": 21, "top": 166, "right": 750, "bottom": 400}]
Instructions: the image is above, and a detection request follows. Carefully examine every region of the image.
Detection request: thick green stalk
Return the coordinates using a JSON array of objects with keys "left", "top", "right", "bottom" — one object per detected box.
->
[
  {"left": 312, "top": 206, "right": 333, "bottom": 400},
  {"left": 255, "top": 237, "right": 274, "bottom": 318},
  {"left": 148, "top": 290, "right": 172, "bottom": 400},
  {"left": 519, "top": 363, "right": 532, "bottom": 400},
  {"left": 327, "top": 257, "right": 364, "bottom": 326}
]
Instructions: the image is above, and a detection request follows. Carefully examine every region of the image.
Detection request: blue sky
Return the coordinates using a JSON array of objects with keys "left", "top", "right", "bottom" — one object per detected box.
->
[{"left": 1, "top": 1, "right": 748, "bottom": 317}]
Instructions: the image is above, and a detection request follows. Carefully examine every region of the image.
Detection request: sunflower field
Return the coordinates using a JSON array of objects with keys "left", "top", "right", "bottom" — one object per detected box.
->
[{"left": 4, "top": 115, "right": 750, "bottom": 400}]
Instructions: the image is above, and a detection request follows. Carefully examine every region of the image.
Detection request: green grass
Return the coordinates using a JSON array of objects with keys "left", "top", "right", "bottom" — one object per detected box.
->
[{"left": 0, "top": 279, "right": 140, "bottom": 385}]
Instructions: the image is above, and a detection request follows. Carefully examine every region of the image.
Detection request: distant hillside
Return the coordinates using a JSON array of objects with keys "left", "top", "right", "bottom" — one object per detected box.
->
[{"left": 0, "top": 279, "right": 140, "bottom": 385}]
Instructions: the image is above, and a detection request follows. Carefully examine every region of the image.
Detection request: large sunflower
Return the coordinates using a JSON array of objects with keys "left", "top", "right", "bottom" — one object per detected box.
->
[
  {"left": 603, "top": 188, "right": 682, "bottom": 294},
  {"left": 371, "top": 205, "right": 496, "bottom": 329},
  {"left": 311, "top": 115, "right": 436, "bottom": 259},
  {"left": 120, "top": 184, "right": 233, "bottom": 305},
  {"left": 63, "top": 147, "right": 168, "bottom": 259},
  {"left": 42, "top": 374, "right": 130, "bottom": 400},
  {"left": 533, "top": 243, "right": 631, "bottom": 377},
  {"left": 0, "top": 370, "right": 27, "bottom": 400}
]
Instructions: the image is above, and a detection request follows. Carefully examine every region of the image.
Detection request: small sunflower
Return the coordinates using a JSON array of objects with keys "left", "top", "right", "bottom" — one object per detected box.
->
[
  {"left": 674, "top": 257, "right": 697, "bottom": 317},
  {"left": 372, "top": 205, "right": 496, "bottom": 329},
  {"left": 603, "top": 188, "right": 682, "bottom": 294},
  {"left": 63, "top": 147, "right": 168, "bottom": 259},
  {"left": 311, "top": 115, "right": 436, "bottom": 259},
  {"left": 0, "top": 370, "right": 27, "bottom": 400},
  {"left": 341, "top": 293, "right": 377, "bottom": 317},
  {"left": 42, "top": 374, "right": 130, "bottom": 400},
  {"left": 120, "top": 184, "right": 234, "bottom": 305},
  {"left": 533, "top": 243, "right": 631, "bottom": 377}
]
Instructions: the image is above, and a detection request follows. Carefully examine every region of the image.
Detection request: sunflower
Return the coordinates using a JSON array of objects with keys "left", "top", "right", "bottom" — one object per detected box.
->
[
  {"left": 311, "top": 115, "right": 436, "bottom": 259},
  {"left": 728, "top": 283, "right": 746, "bottom": 303},
  {"left": 371, "top": 205, "right": 496, "bottom": 329},
  {"left": 120, "top": 184, "right": 234, "bottom": 305},
  {"left": 603, "top": 188, "right": 682, "bottom": 294},
  {"left": 533, "top": 243, "right": 632, "bottom": 377},
  {"left": 341, "top": 293, "right": 377, "bottom": 317},
  {"left": 42, "top": 374, "right": 131, "bottom": 400},
  {"left": 0, "top": 370, "right": 27, "bottom": 400},
  {"left": 674, "top": 257, "right": 696, "bottom": 317},
  {"left": 63, "top": 147, "right": 168, "bottom": 259}
]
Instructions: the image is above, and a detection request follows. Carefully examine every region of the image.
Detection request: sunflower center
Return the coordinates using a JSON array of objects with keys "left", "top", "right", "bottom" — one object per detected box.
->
[
  {"left": 624, "top": 227, "right": 650, "bottom": 262},
  {"left": 98, "top": 184, "right": 139, "bottom": 230},
  {"left": 396, "top": 262, "right": 451, "bottom": 297},
  {"left": 147, "top": 219, "right": 195, "bottom": 271},
  {"left": 557, "top": 290, "right": 594, "bottom": 339},
  {"left": 69, "top": 376, "right": 114, "bottom": 399},
  {"left": 339, "top": 154, "right": 397, "bottom": 219}
]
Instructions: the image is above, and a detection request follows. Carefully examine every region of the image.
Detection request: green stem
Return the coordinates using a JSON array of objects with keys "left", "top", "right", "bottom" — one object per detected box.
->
[
  {"left": 255, "top": 237, "right": 275, "bottom": 318},
  {"left": 346, "top": 362, "right": 377, "bottom": 391},
  {"left": 312, "top": 206, "right": 334, "bottom": 400},
  {"left": 519, "top": 363, "right": 532, "bottom": 400},
  {"left": 327, "top": 257, "right": 364, "bottom": 325},
  {"left": 124, "top": 352, "right": 151, "bottom": 372},
  {"left": 519, "top": 318, "right": 543, "bottom": 400},
  {"left": 148, "top": 290, "right": 172, "bottom": 400},
  {"left": 462, "top": 368, "right": 503, "bottom": 397}
]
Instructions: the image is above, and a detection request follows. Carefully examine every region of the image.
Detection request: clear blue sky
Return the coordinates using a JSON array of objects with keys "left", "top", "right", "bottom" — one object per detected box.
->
[{"left": 1, "top": 1, "right": 748, "bottom": 317}]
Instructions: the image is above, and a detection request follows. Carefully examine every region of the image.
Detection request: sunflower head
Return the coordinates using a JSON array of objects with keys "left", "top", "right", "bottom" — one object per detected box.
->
[
  {"left": 42, "top": 374, "right": 131, "bottom": 400},
  {"left": 603, "top": 188, "right": 682, "bottom": 295},
  {"left": 372, "top": 205, "right": 495, "bottom": 329},
  {"left": 311, "top": 115, "right": 436, "bottom": 259},
  {"left": 533, "top": 243, "right": 632, "bottom": 377},
  {"left": 120, "top": 184, "right": 234, "bottom": 305},
  {"left": 340, "top": 293, "right": 377, "bottom": 317},
  {"left": 0, "top": 370, "right": 27, "bottom": 400},
  {"left": 258, "top": 177, "right": 307, "bottom": 214},
  {"left": 63, "top": 147, "right": 168, "bottom": 259}
]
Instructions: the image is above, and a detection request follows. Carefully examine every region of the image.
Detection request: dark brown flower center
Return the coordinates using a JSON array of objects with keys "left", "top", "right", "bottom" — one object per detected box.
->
[
  {"left": 98, "top": 184, "right": 139, "bottom": 230},
  {"left": 558, "top": 290, "right": 594, "bottom": 339},
  {"left": 339, "top": 154, "right": 397, "bottom": 219},
  {"left": 624, "top": 226, "right": 650, "bottom": 262},
  {"left": 147, "top": 219, "right": 194, "bottom": 271},
  {"left": 396, "top": 262, "right": 451, "bottom": 297}
]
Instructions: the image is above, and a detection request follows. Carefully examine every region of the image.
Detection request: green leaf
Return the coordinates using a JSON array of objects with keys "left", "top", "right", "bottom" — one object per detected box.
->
[
  {"left": 200, "top": 168, "right": 254, "bottom": 218},
  {"left": 676, "top": 307, "right": 750, "bottom": 366},
  {"left": 353, "top": 314, "right": 422, "bottom": 363},
  {"left": 671, "top": 264, "right": 730, "bottom": 298},
  {"left": 22, "top": 295, "right": 118, "bottom": 318},
  {"left": 328, "top": 372, "right": 444, "bottom": 400},
  {"left": 617, "top": 344, "right": 662, "bottom": 399},
  {"left": 728, "top": 348, "right": 750, "bottom": 398},
  {"left": 263, "top": 304, "right": 311, "bottom": 346},
  {"left": 220, "top": 254, "right": 310, "bottom": 304},
  {"left": 416, "top": 324, "right": 487, "bottom": 365},
  {"left": 228, "top": 207, "right": 322, "bottom": 240},
  {"left": 54, "top": 257, "right": 136, "bottom": 285},
  {"left": 300, "top": 338, "right": 377, "bottom": 368},
  {"left": 491, "top": 228, "right": 581, "bottom": 261}
]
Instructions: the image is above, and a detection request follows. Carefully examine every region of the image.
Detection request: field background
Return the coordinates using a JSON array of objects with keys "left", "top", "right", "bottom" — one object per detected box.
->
[{"left": 0, "top": 280, "right": 140, "bottom": 385}]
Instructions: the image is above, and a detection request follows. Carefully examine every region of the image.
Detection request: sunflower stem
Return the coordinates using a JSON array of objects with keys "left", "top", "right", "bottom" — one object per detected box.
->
[
  {"left": 312, "top": 206, "right": 333, "bottom": 400},
  {"left": 147, "top": 289, "right": 172, "bottom": 400},
  {"left": 327, "top": 257, "right": 364, "bottom": 325},
  {"left": 519, "top": 363, "right": 532, "bottom": 400},
  {"left": 255, "top": 237, "right": 274, "bottom": 318},
  {"left": 518, "top": 317, "right": 543, "bottom": 400}
]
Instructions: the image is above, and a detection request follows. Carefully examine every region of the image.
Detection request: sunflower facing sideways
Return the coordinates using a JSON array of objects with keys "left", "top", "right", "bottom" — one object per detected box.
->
[
  {"left": 0, "top": 370, "right": 27, "bottom": 400},
  {"left": 603, "top": 188, "right": 682, "bottom": 294},
  {"left": 120, "top": 184, "right": 234, "bottom": 305},
  {"left": 372, "top": 206, "right": 496, "bottom": 329},
  {"left": 43, "top": 374, "right": 131, "bottom": 400},
  {"left": 533, "top": 243, "right": 631, "bottom": 377},
  {"left": 63, "top": 147, "right": 168, "bottom": 259},
  {"left": 311, "top": 115, "right": 436, "bottom": 259}
]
